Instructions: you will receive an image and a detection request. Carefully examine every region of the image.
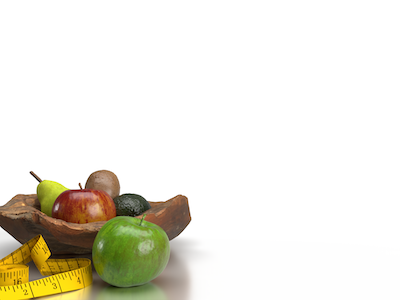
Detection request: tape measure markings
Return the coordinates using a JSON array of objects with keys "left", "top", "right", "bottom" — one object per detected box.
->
[{"left": 0, "top": 235, "right": 92, "bottom": 300}]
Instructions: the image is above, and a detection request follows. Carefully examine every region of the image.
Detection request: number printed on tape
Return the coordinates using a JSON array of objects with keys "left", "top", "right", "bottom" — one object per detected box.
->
[{"left": 0, "top": 235, "right": 92, "bottom": 299}]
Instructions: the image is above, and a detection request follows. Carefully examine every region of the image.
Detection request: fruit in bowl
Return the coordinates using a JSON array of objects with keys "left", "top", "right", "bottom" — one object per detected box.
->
[
  {"left": 52, "top": 184, "right": 116, "bottom": 224},
  {"left": 113, "top": 193, "right": 152, "bottom": 217},
  {"left": 85, "top": 170, "right": 120, "bottom": 199},
  {"left": 30, "top": 171, "right": 69, "bottom": 217}
]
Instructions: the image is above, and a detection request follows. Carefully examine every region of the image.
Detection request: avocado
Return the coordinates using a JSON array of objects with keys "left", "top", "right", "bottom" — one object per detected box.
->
[{"left": 113, "top": 194, "right": 151, "bottom": 217}]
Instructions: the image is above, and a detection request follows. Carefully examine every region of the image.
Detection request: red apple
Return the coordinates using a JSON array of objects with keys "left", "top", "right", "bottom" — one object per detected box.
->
[{"left": 52, "top": 188, "right": 116, "bottom": 224}]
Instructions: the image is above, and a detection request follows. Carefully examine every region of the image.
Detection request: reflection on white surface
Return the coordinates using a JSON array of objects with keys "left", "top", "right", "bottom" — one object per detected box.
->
[
  {"left": 96, "top": 283, "right": 167, "bottom": 300},
  {"left": 35, "top": 285, "right": 93, "bottom": 300},
  {"left": 3, "top": 231, "right": 400, "bottom": 300},
  {"left": 152, "top": 240, "right": 191, "bottom": 300}
]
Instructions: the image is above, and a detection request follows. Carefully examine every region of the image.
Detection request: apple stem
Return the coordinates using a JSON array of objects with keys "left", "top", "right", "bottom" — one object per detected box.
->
[
  {"left": 79, "top": 183, "right": 83, "bottom": 189},
  {"left": 30, "top": 171, "right": 42, "bottom": 183},
  {"left": 140, "top": 214, "right": 147, "bottom": 226}
]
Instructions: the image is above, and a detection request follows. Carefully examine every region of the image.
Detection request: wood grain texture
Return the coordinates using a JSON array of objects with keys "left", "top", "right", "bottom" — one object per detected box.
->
[{"left": 0, "top": 194, "right": 191, "bottom": 254}]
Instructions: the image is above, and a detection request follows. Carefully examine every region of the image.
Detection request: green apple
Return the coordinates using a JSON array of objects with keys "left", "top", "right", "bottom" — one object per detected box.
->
[
  {"left": 92, "top": 215, "right": 170, "bottom": 287},
  {"left": 30, "top": 171, "right": 68, "bottom": 217}
]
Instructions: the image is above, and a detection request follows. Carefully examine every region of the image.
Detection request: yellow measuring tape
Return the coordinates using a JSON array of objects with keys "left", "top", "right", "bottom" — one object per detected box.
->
[{"left": 0, "top": 235, "right": 92, "bottom": 300}]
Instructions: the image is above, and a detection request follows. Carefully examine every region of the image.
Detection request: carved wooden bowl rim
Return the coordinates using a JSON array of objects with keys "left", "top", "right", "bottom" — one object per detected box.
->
[{"left": 0, "top": 194, "right": 191, "bottom": 254}]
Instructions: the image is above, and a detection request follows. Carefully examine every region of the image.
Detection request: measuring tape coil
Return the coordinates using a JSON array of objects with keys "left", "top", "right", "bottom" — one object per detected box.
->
[{"left": 0, "top": 235, "right": 92, "bottom": 300}]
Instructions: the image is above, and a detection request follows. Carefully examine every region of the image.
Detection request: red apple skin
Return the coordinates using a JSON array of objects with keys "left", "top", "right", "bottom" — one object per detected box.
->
[{"left": 52, "top": 189, "right": 117, "bottom": 224}]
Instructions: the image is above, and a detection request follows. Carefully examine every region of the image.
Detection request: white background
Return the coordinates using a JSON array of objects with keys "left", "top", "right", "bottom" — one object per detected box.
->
[{"left": 1, "top": 1, "right": 400, "bottom": 299}]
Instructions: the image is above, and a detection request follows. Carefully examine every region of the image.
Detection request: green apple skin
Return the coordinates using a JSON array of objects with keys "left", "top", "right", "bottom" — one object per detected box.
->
[
  {"left": 92, "top": 216, "right": 170, "bottom": 287},
  {"left": 37, "top": 180, "right": 69, "bottom": 217}
]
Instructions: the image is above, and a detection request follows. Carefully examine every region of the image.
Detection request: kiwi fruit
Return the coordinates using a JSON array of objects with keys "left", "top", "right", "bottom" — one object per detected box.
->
[{"left": 85, "top": 170, "right": 120, "bottom": 199}]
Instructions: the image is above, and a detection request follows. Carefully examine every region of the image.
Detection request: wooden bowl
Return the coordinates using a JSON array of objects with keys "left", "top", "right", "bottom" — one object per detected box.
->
[{"left": 0, "top": 194, "right": 191, "bottom": 255}]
